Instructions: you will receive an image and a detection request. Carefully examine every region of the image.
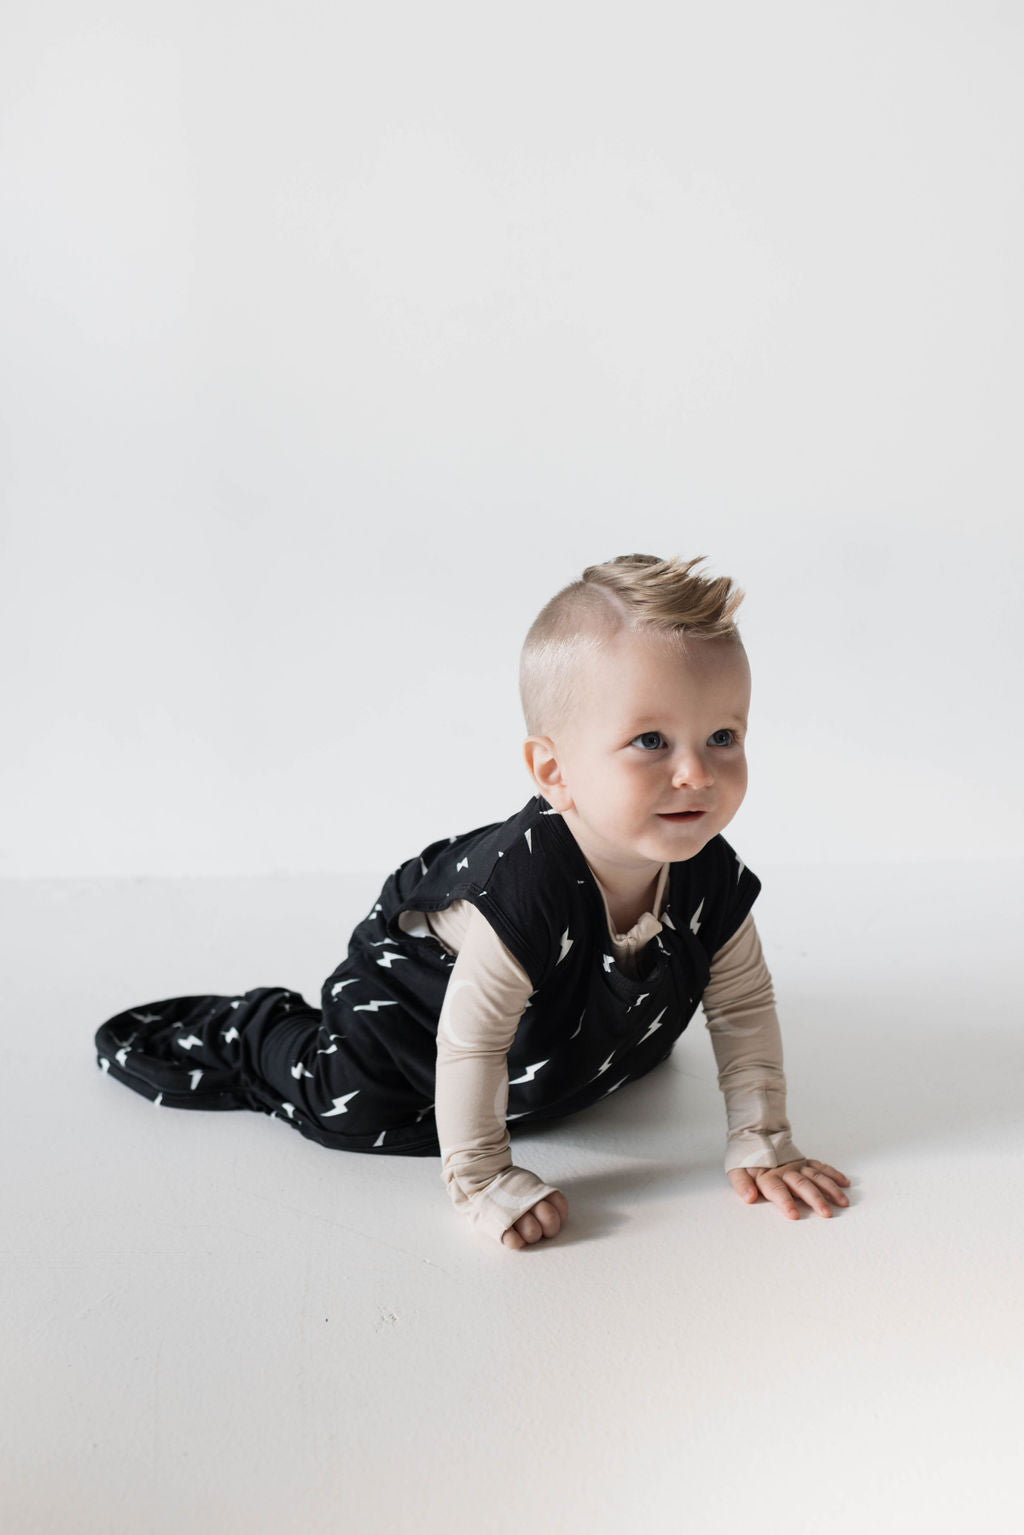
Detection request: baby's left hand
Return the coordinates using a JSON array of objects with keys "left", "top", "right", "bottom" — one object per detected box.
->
[{"left": 728, "top": 1158, "right": 850, "bottom": 1219}]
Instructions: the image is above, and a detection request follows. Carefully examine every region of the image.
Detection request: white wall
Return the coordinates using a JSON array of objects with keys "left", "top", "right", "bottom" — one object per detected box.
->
[{"left": 3, "top": 1, "right": 1022, "bottom": 878}]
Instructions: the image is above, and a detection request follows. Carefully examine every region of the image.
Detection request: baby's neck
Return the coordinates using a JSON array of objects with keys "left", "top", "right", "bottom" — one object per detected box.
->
[
  {"left": 560, "top": 816, "right": 667, "bottom": 934},
  {"left": 586, "top": 862, "right": 665, "bottom": 936}
]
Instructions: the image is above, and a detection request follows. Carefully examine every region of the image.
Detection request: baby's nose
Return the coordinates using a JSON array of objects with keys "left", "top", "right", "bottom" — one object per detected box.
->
[{"left": 671, "top": 751, "right": 714, "bottom": 788}]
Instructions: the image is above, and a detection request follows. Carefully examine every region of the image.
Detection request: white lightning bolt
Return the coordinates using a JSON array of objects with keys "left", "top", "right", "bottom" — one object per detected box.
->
[
  {"left": 321, "top": 1091, "right": 360, "bottom": 1117},
  {"left": 115, "top": 1047, "right": 131, "bottom": 1068},
  {"left": 176, "top": 1034, "right": 202, "bottom": 1051},
  {"left": 627, "top": 993, "right": 650, "bottom": 1012},
  {"left": 130, "top": 1010, "right": 161, "bottom": 1024},
  {"left": 352, "top": 999, "right": 398, "bottom": 1014},
  {"left": 366, "top": 901, "right": 384, "bottom": 921},
  {"left": 154, "top": 1093, "right": 163, "bottom": 1107},
  {"left": 524, "top": 829, "right": 533, "bottom": 853},
  {"left": 290, "top": 1061, "right": 313, "bottom": 1079},
  {"left": 330, "top": 979, "right": 358, "bottom": 999},
  {"left": 222, "top": 1025, "right": 240, "bottom": 1044},
  {"left": 189, "top": 1070, "right": 204, "bottom": 1090},
  {"left": 99, "top": 1057, "right": 110, "bottom": 1073},
  {"left": 661, "top": 909, "right": 676, "bottom": 930},
  {"left": 557, "top": 927, "right": 573, "bottom": 964},
  {"left": 570, "top": 1009, "right": 585, "bottom": 1039},
  {"left": 280, "top": 1102, "right": 296, "bottom": 1119},
  {"left": 592, "top": 1053, "right": 615, "bottom": 1080},
  {"left": 420, "top": 857, "right": 429, "bottom": 875},
  {"left": 602, "top": 953, "right": 614, "bottom": 973},
  {"left": 509, "top": 1059, "right": 550, "bottom": 1084},
  {"left": 230, "top": 999, "right": 242, "bottom": 1009},
  {"left": 416, "top": 1103, "right": 434, "bottom": 1121},
  {"left": 601, "top": 1076, "right": 629, "bottom": 1098},
  {"left": 373, "top": 1130, "right": 387, "bottom": 1147},
  {"left": 456, "top": 857, "right": 469, "bottom": 871},
  {"left": 639, "top": 1008, "right": 667, "bottom": 1043},
  {"left": 735, "top": 855, "right": 746, "bottom": 881},
  {"left": 316, "top": 1034, "right": 344, "bottom": 1055},
  {"left": 375, "top": 950, "right": 408, "bottom": 970},
  {"left": 689, "top": 898, "right": 705, "bottom": 935}
]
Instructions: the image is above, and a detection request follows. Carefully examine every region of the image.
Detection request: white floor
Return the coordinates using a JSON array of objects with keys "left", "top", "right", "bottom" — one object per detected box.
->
[{"left": 5, "top": 860, "right": 1022, "bottom": 1535}]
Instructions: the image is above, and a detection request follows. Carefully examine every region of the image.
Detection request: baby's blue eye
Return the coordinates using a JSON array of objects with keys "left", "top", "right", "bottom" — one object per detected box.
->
[
  {"left": 631, "top": 732, "right": 665, "bottom": 751},
  {"left": 708, "top": 729, "right": 734, "bottom": 747}
]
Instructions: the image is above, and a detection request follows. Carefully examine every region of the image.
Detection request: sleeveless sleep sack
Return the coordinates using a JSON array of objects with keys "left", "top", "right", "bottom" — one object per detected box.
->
[{"left": 94, "top": 796, "right": 761, "bottom": 1154}]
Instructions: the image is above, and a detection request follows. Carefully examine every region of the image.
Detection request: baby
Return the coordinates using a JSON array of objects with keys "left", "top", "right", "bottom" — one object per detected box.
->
[{"left": 95, "top": 553, "right": 849, "bottom": 1248}]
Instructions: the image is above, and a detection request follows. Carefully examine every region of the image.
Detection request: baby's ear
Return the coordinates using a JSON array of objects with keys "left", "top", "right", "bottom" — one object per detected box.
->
[{"left": 522, "top": 737, "right": 573, "bottom": 812}]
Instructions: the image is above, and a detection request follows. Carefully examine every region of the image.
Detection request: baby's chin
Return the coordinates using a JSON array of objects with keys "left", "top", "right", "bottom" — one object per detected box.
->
[{"left": 647, "top": 812, "right": 728, "bottom": 859}]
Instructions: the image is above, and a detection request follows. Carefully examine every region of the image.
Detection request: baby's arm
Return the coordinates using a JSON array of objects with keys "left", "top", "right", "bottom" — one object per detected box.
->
[
  {"left": 702, "top": 914, "right": 849, "bottom": 1218},
  {"left": 433, "top": 905, "right": 568, "bottom": 1248}
]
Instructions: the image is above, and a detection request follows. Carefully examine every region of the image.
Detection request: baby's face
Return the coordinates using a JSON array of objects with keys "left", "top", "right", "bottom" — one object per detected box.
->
[{"left": 540, "top": 629, "right": 751, "bottom": 877}]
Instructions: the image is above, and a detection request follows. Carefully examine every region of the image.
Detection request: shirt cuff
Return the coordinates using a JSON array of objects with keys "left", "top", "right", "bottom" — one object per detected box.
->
[{"left": 444, "top": 1163, "right": 563, "bottom": 1245}]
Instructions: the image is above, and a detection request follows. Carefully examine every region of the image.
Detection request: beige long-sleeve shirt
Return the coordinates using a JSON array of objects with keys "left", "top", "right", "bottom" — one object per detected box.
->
[{"left": 424, "top": 864, "right": 803, "bottom": 1243}]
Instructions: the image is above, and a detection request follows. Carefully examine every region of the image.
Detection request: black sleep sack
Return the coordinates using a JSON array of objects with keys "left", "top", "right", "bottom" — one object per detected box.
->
[{"left": 95, "top": 796, "right": 761, "bottom": 1155}]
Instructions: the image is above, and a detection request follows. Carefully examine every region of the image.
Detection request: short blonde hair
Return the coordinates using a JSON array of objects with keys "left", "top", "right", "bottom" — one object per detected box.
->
[{"left": 519, "top": 553, "right": 744, "bottom": 736}]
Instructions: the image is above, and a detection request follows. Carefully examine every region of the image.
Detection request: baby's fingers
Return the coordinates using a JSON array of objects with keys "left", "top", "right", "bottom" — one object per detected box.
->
[
  {"left": 808, "top": 1161, "right": 851, "bottom": 1189},
  {"left": 501, "top": 1192, "right": 569, "bottom": 1250}
]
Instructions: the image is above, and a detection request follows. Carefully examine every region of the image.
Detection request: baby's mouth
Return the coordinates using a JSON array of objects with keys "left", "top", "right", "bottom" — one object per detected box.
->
[{"left": 657, "top": 810, "right": 707, "bottom": 821}]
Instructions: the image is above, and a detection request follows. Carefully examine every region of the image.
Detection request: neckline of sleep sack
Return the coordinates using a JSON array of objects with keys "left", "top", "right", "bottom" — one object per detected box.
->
[{"left": 538, "top": 807, "right": 677, "bottom": 994}]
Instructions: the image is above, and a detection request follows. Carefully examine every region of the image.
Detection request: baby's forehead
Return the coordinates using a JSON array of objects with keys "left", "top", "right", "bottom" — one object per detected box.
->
[
  {"left": 564, "top": 629, "right": 749, "bottom": 719},
  {"left": 577, "top": 626, "right": 746, "bottom": 678}
]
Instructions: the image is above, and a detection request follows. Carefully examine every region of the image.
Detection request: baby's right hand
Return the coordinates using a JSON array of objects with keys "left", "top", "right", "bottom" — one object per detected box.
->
[{"left": 501, "top": 1191, "right": 569, "bottom": 1250}]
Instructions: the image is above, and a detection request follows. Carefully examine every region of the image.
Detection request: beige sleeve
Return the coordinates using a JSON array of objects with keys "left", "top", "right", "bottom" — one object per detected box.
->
[
  {"left": 433, "top": 904, "right": 563, "bottom": 1244},
  {"left": 701, "top": 912, "right": 805, "bottom": 1171}
]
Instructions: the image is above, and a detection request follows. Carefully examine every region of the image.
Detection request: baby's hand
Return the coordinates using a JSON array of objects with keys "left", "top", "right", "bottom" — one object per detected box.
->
[
  {"left": 501, "top": 1191, "right": 569, "bottom": 1250},
  {"left": 728, "top": 1158, "right": 850, "bottom": 1219}
]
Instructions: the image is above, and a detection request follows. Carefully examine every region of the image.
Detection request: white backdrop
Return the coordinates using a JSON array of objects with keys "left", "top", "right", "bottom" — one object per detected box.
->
[{"left": 3, "top": 1, "right": 1022, "bottom": 878}]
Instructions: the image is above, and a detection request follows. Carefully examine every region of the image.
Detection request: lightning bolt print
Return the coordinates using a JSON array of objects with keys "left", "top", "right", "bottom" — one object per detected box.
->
[
  {"left": 735, "top": 854, "right": 746, "bottom": 882},
  {"left": 176, "top": 1034, "right": 202, "bottom": 1051},
  {"left": 222, "top": 1026, "right": 240, "bottom": 1044},
  {"left": 509, "top": 1060, "right": 550, "bottom": 1085},
  {"left": 591, "top": 1053, "right": 615, "bottom": 1081},
  {"left": 290, "top": 1061, "right": 313, "bottom": 1079},
  {"left": 557, "top": 928, "right": 574, "bottom": 965},
  {"left": 130, "top": 1011, "right": 161, "bottom": 1025},
  {"left": 330, "top": 979, "right": 358, "bottom": 1000},
  {"left": 639, "top": 1008, "right": 667, "bottom": 1043},
  {"left": 524, "top": 829, "right": 533, "bottom": 854},
  {"left": 660, "top": 909, "right": 676, "bottom": 930},
  {"left": 689, "top": 898, "right": 705, "bottom": 935},
  {"left": 375, "top": 950, "right": 408, "bottom": 970},
  {"left": 189, "top": 1070, "right": 204, "bottom": 1091},
  {"left": 321, "top": 1091, "right": 360, "bottom": 1117},
  {"left": 352, "top": 999, "right": 398, "bottom": 1014}
]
